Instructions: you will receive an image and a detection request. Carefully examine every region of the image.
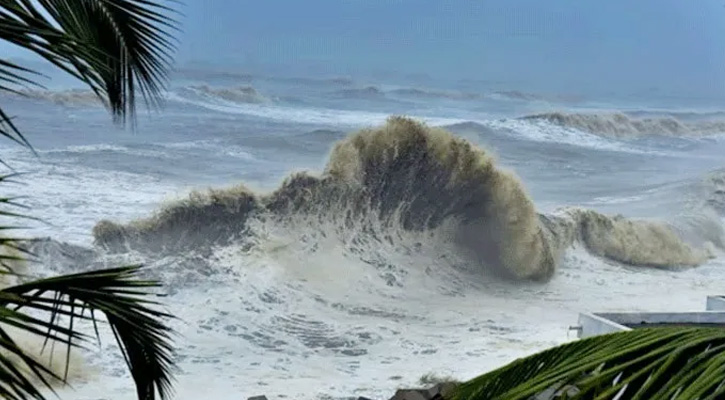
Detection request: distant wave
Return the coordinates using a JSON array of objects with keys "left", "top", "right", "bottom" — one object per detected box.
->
[
  {"left": 6, "top": 88, "right": 103, "bottom": 107},
  {"left": 5, "top": 85, "right": 274, "bottom": 108},
  {"left": 521, "top": 112, "right": 725, "bottom": 138},
  {"left": 332, "top": 86, "right": 480, "bottom": 101},
  {"left": 492, "top": 90, "right": 543, "bottom": 101},
  {"left": 389, "top": 88, "right": 480, "bottom": 101},
  {"left": 187, "top": 85, "right": 270, "bottom": 104},
  {"left": 328, "top": 77, "right": 355, "bottom": 86},
  {"left": 334, "top": 86, "right": 385, "bottom": 99},
  {"left": 625, "top": 109, "right": 725, "bottom": 121},
  {"left": 89, "top": 117, "right": 717, "bottom": 286}
]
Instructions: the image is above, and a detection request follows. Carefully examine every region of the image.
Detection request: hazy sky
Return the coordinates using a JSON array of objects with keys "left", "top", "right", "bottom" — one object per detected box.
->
[{"left": 3, "top": 0, "right": 725, "bottom": 97}]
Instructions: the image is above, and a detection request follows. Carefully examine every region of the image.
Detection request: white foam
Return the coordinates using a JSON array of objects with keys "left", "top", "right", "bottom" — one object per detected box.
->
[
  {"left": 0, "top": 152, "right": 182, "bottom": 245},
  {"left": 41, "top": 144, "right": 179, "bottom": 160},
  {"left": 49, "top": 229, "right": 725, "bottom": 400},
  {"left": 166, "top": 92, "right": 467, "bottom": 127},
  {"left": 21, "top": 184, "right": 725, "bottom": 400},
  {"left": 161, "top": 139, "right": 257, "bottom": 161},
  {"left": 487, "top": 118, "right": 661, "bottom": 154}
]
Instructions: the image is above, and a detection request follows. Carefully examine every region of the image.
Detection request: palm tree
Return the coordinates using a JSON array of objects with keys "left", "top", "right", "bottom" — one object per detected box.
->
[
  {"left": 0, "top": 1, "right": 179, "bottom": 399},
  {"left": 450, "top": 326, "right": 725, "bottom": 399}
]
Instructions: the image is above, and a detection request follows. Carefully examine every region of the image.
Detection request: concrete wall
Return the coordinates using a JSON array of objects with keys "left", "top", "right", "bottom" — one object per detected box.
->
[
  {"left": 706, "top": 296, "right": 725, "bottom": 311},
  {"left": 577, "top": 311, "right": 725, "bottom": 338},
  {"left": 577, "top": 313, "right": 631, "bottom": 338}
]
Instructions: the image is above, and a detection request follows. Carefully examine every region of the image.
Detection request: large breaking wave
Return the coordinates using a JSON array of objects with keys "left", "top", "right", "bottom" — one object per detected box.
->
[{"left": 87, "top": 117, "right": 722, "bottom": 283}]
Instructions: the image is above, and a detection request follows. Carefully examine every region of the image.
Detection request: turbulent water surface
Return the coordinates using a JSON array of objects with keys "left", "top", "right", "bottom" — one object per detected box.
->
[{"left": 2, "top": 73, "right": 725, "bottom": 400}]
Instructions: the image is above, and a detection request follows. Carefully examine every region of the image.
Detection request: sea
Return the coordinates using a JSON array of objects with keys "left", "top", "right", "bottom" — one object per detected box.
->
[{"left": 1, "top": 67, "right": 725, "bottom": 400}]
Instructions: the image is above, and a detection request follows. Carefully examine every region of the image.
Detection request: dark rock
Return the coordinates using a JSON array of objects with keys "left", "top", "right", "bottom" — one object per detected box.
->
[
  {"left": 389, "top": 390, "right": 428, "bottom": 400},
  {"left": 357, "top": 397, "right": 376, "bottom": 400},
  {"left": 390, "top": 383, "right": 457, "bottom": 400},
  {"left": 427, "top": 382, "right": 457, "bottom": 398},
  {"left": 248, "top": 396, "right": 268, "bottom": 400}
]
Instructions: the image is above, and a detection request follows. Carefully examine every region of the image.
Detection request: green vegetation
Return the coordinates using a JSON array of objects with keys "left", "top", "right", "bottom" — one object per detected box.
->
[
  {"left": 451, "top": 327, "right": 725, "bottom": 400},
  {"left": 0, "top": 1, "right": 179, "bottom": 399}
]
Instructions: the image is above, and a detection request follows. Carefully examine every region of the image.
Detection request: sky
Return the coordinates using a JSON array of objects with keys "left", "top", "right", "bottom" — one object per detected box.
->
[{"left": 3, "top": 0, "right": 725, "bottom": 98}]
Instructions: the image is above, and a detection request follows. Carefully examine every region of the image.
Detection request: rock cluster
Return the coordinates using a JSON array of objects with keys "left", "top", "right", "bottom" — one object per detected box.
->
[{"left": 247, "top": 382, "right": 456, "bottom": 400}]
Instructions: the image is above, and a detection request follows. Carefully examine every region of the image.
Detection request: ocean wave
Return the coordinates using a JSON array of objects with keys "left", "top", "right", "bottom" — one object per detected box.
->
[
  {"left": 331, "top": 86, "right": 480, "bottom": 101},
  {"left": 486, "top": 118, "right": 644, "bottom": 153},
  {"left": 492, "top": 90, "right": 543, "bottom": 101},
  {"left": 389, "top": 88, "right": 480, "bottom": 101},
  {"left": 90, "top": 117, "right": 717, "bottom": 284},
  {"left": 625, "top": 109, "right": 725, "bottom": 121},
  {"left": 521, "top": 112, "right": 725, "bottom": 138},
  {"left": 6, "top": 88, "right": 103, "bottom": 107},
  {"left": 4, "top": 85, "right": 274, "bottom": 108},
  {"left": 334, "top": 86, "right": 385, "bottom": 99},
  {"left": 186, "top": 85, "right": 270, "bottom": 104},
  {"left": 39, "top": 143, "right": 182, "bottom": 161},
  {"left": 270, "top": 76, "right": 355, "bottom": 87},
  {"left": 166, "top": 92, "right": 465, "bottom": 127},
  {"left": 540, "top": 208, "right": 715, "bottom": 268}
]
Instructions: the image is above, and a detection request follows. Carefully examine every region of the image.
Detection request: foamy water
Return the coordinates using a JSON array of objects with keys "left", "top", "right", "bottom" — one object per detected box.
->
[{"left": 2, "top": 80, "right": 725, "bottom": 400}]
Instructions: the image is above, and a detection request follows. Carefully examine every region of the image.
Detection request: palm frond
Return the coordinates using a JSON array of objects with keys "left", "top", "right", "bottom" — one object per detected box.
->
[
  {"left": 30, "top": 0, "right": 181, "bottom": 124},
  {"left": 0, "top": 57, "right": 42, "bottom": 149},
  {"left": 0, "top": 173, "right": 42, "bottom": 274},
  {"left": 0, "top": 0, "right": 179, "bottom": 154},
  {"left": 0, "top": 305, "right": 85, "bottom": 400},
  {"left": 450, "top": 327, "right": 725, "bottom": 400},
  {"left": 0, "top": 265, "right": 176, "bottom": 400}
]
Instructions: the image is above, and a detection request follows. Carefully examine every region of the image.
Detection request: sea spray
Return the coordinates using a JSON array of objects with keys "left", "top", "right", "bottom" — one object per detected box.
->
[{"left": 320, "top": 116, "right": 554, "bottom": 280}]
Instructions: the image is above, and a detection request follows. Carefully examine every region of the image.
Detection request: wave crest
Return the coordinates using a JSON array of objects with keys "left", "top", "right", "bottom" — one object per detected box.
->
[
  {"left": 188, "top": 85, "right": 270, "bottom": 104},
  {"left": 94, "top": 117, "right": 554, "bottom": 281},
  {"left": 542, "top": 208, "right": 715, "bottom": 268},
  {"left": 522, "top": 112, "right": 725, "bottom": 138},
  {"left": 334, "top": 86, "right": 385, "bottom": 99},
  {"left": 9, "top": 89, "right": 102, "bottom": 107},
  {"left": 389, "top": 88, "right": 479, "bottom": 101}
]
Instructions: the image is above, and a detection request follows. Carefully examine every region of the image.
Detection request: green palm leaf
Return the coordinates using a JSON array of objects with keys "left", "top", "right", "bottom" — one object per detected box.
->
[
  {"left": 450, "top": 327, "right": 725, "bottom": 400},
  {"left": 0, "top": 265, "right": 175, "bottom": 400},
  {"left": 0, "top": 0, "right": 179, "bottom": 398},
  {"left": 0, "top": 0, "right": 179, "bottom": 150}
]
